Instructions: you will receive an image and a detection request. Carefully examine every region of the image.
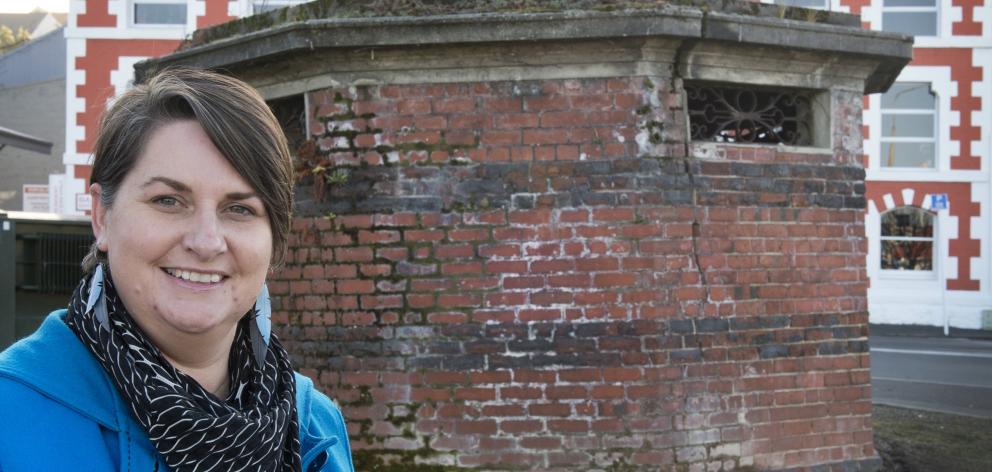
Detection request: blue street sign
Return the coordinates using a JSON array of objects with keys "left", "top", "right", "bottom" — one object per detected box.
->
[{"left": 930, "top": 193, "right": 949, "bottom": 210}]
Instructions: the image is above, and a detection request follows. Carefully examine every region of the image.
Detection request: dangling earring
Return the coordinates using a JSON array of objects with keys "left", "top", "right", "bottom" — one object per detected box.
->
[
  {"left": 85, "top": 264, "right": 110, "bottom": 332},
  {"left": 249, "top": 283, "right": 272, "bottom": 365}
]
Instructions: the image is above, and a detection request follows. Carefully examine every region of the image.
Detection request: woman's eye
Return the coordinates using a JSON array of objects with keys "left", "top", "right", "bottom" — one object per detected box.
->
[
  {"left": 228, "top": 204, "right": 256, "bottom": 216},
  {"left": 153, "top": 196, "right": 180, "bottom": 207}
]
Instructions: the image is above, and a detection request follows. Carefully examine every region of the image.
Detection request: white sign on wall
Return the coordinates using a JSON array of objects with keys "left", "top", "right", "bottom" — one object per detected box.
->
[
  {"left": 48, "top": 174, "right": 64, "bottom": 214},
  {"left": 22, "top": 184, "right": 49, "bottom": 212},
  {"left": 76, "top": 193, "right": 92, "bottom": 212}
]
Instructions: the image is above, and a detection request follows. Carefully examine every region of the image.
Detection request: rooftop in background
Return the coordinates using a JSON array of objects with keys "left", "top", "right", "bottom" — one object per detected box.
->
[
  {"left": 0, "top": 9, "right": 64, "bottom": 38},
  {"left": 0, "top": 25, "right": 66, "bottom": 87}
]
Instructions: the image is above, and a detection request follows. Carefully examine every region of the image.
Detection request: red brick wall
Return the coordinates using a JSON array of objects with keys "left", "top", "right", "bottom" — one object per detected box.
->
[{"left": 271, "top": 77, "right": 876, "bottom": 470}]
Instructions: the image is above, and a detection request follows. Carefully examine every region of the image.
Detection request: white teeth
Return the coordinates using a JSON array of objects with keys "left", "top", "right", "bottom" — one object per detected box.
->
[{"left": 166, "top": 268, "right": 222, "bottom": 283}]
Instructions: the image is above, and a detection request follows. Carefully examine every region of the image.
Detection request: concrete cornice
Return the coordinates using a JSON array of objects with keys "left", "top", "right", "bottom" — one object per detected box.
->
[{"left": 135, "top": 6, "right": 912, "bottom": 94}]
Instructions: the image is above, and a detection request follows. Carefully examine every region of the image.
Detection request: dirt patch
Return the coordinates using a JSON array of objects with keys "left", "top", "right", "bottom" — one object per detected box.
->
[{"left": 874, "top": 405, "right": 992, "bottom": 471}]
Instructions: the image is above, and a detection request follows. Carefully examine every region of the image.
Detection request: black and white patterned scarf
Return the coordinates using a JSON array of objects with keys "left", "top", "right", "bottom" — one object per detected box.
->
[{"left": 65, "top": 265, "right": 302, "bottom": 471}]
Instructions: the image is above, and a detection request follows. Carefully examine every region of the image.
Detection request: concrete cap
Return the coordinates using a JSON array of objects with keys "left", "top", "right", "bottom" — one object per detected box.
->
[{"left": 135, "top": 1, "right": 912, "bottom": 94}]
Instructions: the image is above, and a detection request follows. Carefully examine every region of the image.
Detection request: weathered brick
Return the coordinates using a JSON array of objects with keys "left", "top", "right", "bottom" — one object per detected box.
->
[{"left": 284, "top": 73, "right": 874, "bottom": 471}]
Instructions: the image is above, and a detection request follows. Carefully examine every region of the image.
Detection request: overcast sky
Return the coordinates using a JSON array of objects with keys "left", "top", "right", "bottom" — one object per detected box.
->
[{"left": 0, "top": 0, "right": 69, "bottom": 14}]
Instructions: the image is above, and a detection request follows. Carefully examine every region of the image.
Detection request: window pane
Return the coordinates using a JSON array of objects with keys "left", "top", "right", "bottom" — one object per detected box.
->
[
  {"left": 882, "top": 240, "right": 932, "bottom": 270},
  {"left": 881, "top": 142, "right": 935, "bottom": 168},
  {"left": 775, "top": 0, "right": 827, "bottom": 7},
  {"left": 882, "top": 114, "right": 934, "bottom": 137},
  {"left": 882, "top": 83, "right": 935, "bottom": 109},
  {"left": 884, "top": 0, "right": 936, "bottom": 6},
  {"left": 134, "top": 3, "right": 186, "bottom": 25},
  {"left": 882, "top": 12, "right": 938, "bottom": 36},
  {"left": 881, "top": 207, "right": 933, "bottom": 237}
]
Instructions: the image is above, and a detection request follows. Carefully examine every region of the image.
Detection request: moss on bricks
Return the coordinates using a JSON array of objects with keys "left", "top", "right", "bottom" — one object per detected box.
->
[{"left": 353, "top": 446, "right": 467, "bottom": 472}]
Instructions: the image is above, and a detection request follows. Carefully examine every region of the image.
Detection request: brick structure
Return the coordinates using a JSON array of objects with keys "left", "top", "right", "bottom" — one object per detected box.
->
[{"left": 139, "top": 2, "right": 911, "bottom": 470}]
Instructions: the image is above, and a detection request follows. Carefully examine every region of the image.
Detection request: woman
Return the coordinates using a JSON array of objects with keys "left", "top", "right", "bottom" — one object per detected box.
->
[{"left": 0, "top": 69, "right": 353, "bottom": 471}]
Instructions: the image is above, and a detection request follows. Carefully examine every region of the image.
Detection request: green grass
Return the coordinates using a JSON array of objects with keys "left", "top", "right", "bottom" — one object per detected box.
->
[{"left": 874, "top": 405, "right": 992, "bottom": 472}]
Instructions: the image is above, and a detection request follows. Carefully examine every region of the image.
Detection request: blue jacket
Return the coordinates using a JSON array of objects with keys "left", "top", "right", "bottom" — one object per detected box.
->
[{"left": 0, "top": 311, "right": 353, "bottom": 472}]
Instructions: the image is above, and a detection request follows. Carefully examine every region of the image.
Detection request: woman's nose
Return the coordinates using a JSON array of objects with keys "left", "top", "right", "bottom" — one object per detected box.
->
[{"left": 183, "top": 210, "right": 228, "bottom": 259}]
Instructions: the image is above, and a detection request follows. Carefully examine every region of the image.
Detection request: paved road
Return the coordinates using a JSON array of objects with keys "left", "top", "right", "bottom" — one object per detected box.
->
[{"left": 871, "top": 335, "right": 992, "bottom": 418}]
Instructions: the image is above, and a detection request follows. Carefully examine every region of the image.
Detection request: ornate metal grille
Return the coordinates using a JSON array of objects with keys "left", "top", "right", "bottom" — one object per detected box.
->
[{"left": 686, "top": 83, "right": 816, "bottom": 146}]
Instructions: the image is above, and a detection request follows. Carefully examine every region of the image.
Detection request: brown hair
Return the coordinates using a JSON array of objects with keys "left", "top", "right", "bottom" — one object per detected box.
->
[{"left": 82, "top": 68, "right": 294, "bottom": 272}]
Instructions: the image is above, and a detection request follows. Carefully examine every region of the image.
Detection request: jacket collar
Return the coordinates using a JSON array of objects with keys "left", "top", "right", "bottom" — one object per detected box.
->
[{"left": 0, "top": 310, "right": 120, "bottom": 431}]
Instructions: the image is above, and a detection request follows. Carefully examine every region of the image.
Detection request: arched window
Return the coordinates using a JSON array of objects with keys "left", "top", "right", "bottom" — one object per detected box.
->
[{"left": 880, "top": 206, "right": 934, "bottom": 271}]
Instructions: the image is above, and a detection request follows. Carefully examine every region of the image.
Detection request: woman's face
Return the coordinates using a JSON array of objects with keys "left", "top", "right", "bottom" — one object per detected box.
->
[{"left": 91, "top": 120, "right": 273, "bottom": 341}]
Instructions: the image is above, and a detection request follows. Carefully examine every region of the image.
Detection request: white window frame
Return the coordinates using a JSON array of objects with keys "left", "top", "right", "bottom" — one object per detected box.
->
[
  {"left": 880, "top": 82, "right": 938, "bottom": 170},
  {"left": 881, "top": 0, "right": 940, "bottom": 37},
  {"left": 131, "top": 0, "right": 188, "bottom": 27},
  {"left": 879, "top": 206, "right": 937, "bottom": 279}
]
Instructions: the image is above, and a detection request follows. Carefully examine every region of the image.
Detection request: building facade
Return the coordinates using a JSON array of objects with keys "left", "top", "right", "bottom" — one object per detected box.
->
[
  {"left": 52, "top": 0, "right": 306, "bottom": 215},
  {"left": 0, "top": 27, "right": 66, "bottom": 211},
  {"left": 856, "top": 0, "right": 990, "bottom": 331},
  {"left": 774, "top": 0, "right": 992, "bottom": 331}
]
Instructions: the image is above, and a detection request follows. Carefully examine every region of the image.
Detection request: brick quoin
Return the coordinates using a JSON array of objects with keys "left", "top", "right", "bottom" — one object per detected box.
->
[
  {"left": 950, "top": 0, "right": 983, "bottom": 35},
  {"left": 196, "top": 0, "right": 236, "bottom": 29},
  {"left": 268, "top": 76, "right": 877, "bottom": 470},
  {"left": 76, "top": 0, "right": 116, "bottom": 27}
]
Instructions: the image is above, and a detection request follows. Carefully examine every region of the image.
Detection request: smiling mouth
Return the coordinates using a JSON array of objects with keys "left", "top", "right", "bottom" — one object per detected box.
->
[{"left": 163, "top": 268, "right": 225, "bottom": 283}]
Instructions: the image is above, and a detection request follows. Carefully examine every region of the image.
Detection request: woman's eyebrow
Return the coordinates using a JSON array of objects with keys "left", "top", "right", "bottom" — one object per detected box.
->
[
  {"left": 140, "top": 177, "right": 258, "bottom": 200},
  {"left": 226, "top": 191, "right": 260, "bottom": 201},
  {"left": 141, "top": 176, "right": 189, "bottom": 192}
]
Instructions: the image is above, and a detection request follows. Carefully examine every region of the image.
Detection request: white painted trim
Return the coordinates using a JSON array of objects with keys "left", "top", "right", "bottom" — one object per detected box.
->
[
  {"left": 64, "top": 38, "right": 87, "bottom": 162},
  {"left": 109, "top": 0, "right": 126, "bottom": 29},
  {"left": 64, "top": 153, "right": 93, "bottom": 166},
  {"left": 981, "top": 3, "right": 992, "bottom": 39},
  {"left": 229, "top": 0, "right": 246, "bottom": 17},
  {"left": 66, "top": 26, "right": 188, "bottom": 39},
  {"left": 192, "top": 0, "right": 207, "bottom": 27},
  {"left": 48, "top": 173, "right": 65, "bottom": 215},
  {"left": 902, "top": 188, "right": 915, "bottom": 206},
  {"left": 914, "top": 37, "right": 992, "bottom": 48},
  {"left": 969, "top": 182, "right": 988, "bottom": 295},
  {"left": 69, "top": 0, "right": 85, "bottom": 29},
  {"left": 972, "top": 48, "right": 991, "bottom": 183},
  {"left": 63, "top": 173, "right": 86, "bottom": 217},
  {"left": 882, "top": 193, "right": 896, "bottom": 210},
  {"left": 869, "top": 171, "right": 989, "bottom": 182},
  {"left": 109, "top": 56, "right": 146, "bottom": 104}
]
